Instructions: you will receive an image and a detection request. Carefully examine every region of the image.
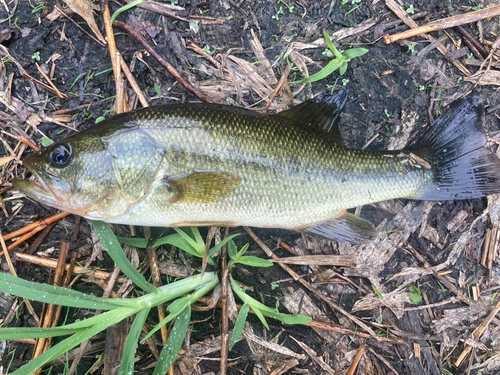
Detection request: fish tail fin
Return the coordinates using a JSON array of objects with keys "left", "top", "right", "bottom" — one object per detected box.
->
[{"left": 411, "top": 95, "right": 500, "bottom": 200}]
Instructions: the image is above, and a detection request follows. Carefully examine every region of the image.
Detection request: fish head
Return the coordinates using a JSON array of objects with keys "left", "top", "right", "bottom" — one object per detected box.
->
[{"left": 13, "top": 134, "right": 125, "bottom": 219}]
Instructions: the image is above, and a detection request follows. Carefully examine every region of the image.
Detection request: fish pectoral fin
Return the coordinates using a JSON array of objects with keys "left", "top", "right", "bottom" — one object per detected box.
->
[
  {"left": 301, "top": 212, "right": 377, "bottom": 244},
  {"left": 162, "top": 171, "right": 241, "bottom": 204}
]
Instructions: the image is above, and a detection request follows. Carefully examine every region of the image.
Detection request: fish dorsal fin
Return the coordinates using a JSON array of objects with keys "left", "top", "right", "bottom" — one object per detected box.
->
[
  {"left": 274, "top": 89, "right": 348, "bottom": 143},
  {"left": 162, "top": 171, "right": 241, "bottom": 204},
  {"left": 301, "top": 211, "right": 377, "bottom": 244}
]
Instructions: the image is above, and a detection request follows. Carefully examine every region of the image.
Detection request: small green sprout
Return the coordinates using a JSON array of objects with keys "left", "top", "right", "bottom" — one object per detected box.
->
[
  {"left": 409, "top": 285, "right": 422, "bottom": 304},
  {"left": 271, "top": 283, "right": 279, "bottom": 290},
  {"left": 202, "top": 45, "right": 211, "bottom": 54},
  {"left": 293, "top": 29, "right": 368, "bottom": 84},
  {"left": 110, "top": 0, "right": 143, "bottom": 24},
  {"left": 341, "top": 0, "right": 348, "bottom": 4},
  {"left": 31, "top": 51, "right": 41, "bottom": 61},
  {"left": 278, "top": 0, "right": 294, "bottom": 13},
  {"left": 419, "top": 85, "right": 425, "bottom": 91},
  {"left": 272, "top": 6, "right": 284, "bottom": 20},
  {"left": 405, "top": 41, "right": 414, "bottom": 53},
  {"left": 470, "top": 4, "right": 481, "bottom": 11},
  {"left": 342, "top": 78, "right": 350, "bottom": 86},
  {"left": 41, "top": 136, "right": 53, "bottom": 147},
  {"left": 189, "top": 21, "right": 199, "bottom": 32},
  {"left": 384, "top": 108, "right": 390, "bottom": 118},
  {"left": 371, "top": 285, "right": 383, "bottom": 299},
  {"left": 32, "top": 2, "right": 46, "bottom": 13},
  {"left": 406, "top": 4, "right": 415, "bottom": 14},
  {"left": 322, "top": 49, "right": 334, "bottom": 58}
]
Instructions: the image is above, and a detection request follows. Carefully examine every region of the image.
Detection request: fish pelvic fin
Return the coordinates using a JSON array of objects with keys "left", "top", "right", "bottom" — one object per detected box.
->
[
  {"left": 410, "top": 95, "right": 500, "bottom": 200},
  {"left": 300, "top": 211, "right": 377, "bottom": 244},
  {"left": 274, "top": 89, "right": 348, "bottom": 144}
]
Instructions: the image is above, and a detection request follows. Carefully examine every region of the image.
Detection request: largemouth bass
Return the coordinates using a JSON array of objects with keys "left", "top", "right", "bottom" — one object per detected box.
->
[{"left": 13, "top": 91, "right": 500, "bottom": 243}]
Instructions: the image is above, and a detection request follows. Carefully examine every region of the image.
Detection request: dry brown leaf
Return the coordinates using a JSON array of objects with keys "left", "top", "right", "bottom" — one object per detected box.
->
[
  {"left": 465, "top": 70, "right": 500, "bottom": 86},
  {"left": 63, "top": 0, "right": 105, "bottom": 43}
]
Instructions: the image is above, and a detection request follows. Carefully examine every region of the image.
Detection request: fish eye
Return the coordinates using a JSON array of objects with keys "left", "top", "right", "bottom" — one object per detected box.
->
[{"left": 49, "top": 144, "right": 72, "bottom": 168}]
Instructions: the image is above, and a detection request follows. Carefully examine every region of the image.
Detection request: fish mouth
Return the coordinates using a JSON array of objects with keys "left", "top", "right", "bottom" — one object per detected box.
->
[{"left": 13, "top": 159, "right": 72, "bottom": 209}]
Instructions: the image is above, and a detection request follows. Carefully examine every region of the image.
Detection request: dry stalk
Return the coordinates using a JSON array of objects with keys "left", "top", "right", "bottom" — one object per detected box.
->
[{"left": 384, "top": 5, "right": 500, "bottom": 44}]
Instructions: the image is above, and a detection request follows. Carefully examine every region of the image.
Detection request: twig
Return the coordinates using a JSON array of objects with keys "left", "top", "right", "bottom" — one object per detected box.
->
[
  {"left": 455, "top": 26, "right": 489, "bottom": 58},
  {"left": 384, "top": 5, "right": 500, "bottom": 44},
  {"left": 347, "top": 344, "right": 366, "bottom": 375},
  {"left": 3, "top": 211, "right": 70, "bottom": 241},
  {"left": 119, "top": 54, "right": 149, "bottom": 108},
  {"left": 220, "top": 228, "right": 230, "bottom": 375},
  {"left": 33, "top": 241, "right": 69, "bottom": 372},
  {"left": 292, "top": 337, "right": 335, "bottom": 375},
  {"left": 455, "top": 297, "right": 500, "bottom": 367},
  {"left": 35, "top": 62, "right": 67, "bottom": 99},
  {"left": 0, "top": 231, "right": 40, "bottom": 325},
  {"left": 2, "top": 212, "right": 71, "bottom": 253},
  {"left": 113, "top": 21, "right": 217, "bottom": 103},
  {"left": 144, "top": 226, "right": 169, "bottom": 346},
  {"left": 14, "top": 252, "right": 127, "bottom": 283},
  {"left": 103, "top": 4, "right": 125, "bottom": 114},
  {"left": 268, "top": 359, "right": 299, "bottom": 375},
  {"left": 262, "top": 65, "right": 290, "bottom": 113},
  {"left": 187, "top": 41, "right": 221, "bottom": 69},
  {"left": 304, "top": 320, "right": 403, "bottom": 344}
]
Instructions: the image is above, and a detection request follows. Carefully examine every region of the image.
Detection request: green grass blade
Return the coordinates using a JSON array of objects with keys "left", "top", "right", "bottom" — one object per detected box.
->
[
  {"left": 208, "top": 234, "right": 240, "bottom": 257},
  {"left": 190, "top": 227, "right": 205, "bottom": 252},
  {"left": 143, "top": 276, "right": 219, "bottom": 342},
  {"left": 294, "top": 59, "right": 343, "bottom": 84},
  {"left": 173, "top": 227, "right": 202, "bottom": 255},
  {"left": 0, "top": 272, "right": 131, "bottom": 310},
  {"left": 0, "top": 306, "right": 140, "bottom": 340},
  {"left": 229, "top": 303, "right": 249, "bottom": 350},
  {"left": 233, "top": 243, "right": 249, "bottom": 261},
  {"left": 323, "top": 29, "right": 343, "bottom": 60},
  {"left": 0, "top": 326, "right": 84, "bottom": 340},
  {"left": 92, "top": 220, "right": 155, "bottom": 293},
  {"left": 237, "top": 256, "right": 273, "bottom": 268},
  {"left": 153, "top": 307, "right": 191, "bottom": 375},
  {"left": 339, "top": 61, "right": 348, "bottom": 75},
  {"left": 342, "top": 48, "right": 369, "bottom": 60},
  {"left": 8, "top": 306, "right": 139, "bottom": 375},
  {"left": 110, "top": 0, "right": 143, "bottom": 24},
  {"left": 230, "top": 276, "right": 311, "bottom": 326},
  {"left": 119, "top": 308, "right": 151, "bottom": 375}
]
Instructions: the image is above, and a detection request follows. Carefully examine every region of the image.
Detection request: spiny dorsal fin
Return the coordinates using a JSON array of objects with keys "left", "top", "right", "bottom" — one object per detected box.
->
[
  {"left": 274, "top": 89, "right": 348, "bottom": 144},
  {"left": 301, "top": 211, "right": 377, "bottom": 244},
  {"left": 163, "top": 171, "right": 241, "bottom": 204}
]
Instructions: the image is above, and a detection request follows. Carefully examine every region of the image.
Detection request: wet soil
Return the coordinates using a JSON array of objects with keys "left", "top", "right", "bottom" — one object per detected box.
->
[{"left": 1, "top": 0, "right": 500, "bottom": 374}]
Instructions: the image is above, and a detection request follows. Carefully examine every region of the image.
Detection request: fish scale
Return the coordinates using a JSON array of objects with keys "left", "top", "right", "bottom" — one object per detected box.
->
[{"left": 109, "top": 104, "right": 429, "bottom": 228}]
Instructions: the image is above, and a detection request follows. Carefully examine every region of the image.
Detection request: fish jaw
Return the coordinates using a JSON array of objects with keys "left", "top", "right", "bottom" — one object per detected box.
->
[{"left": 13, "top": 158, "right": 74, "bottom": 213}]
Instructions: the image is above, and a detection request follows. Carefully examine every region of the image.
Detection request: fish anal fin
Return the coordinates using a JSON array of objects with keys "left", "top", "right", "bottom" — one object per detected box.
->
[
  {"left": 301, "top": 211, "right": 377, "bottom": 244},
  {"left": 163, "top": 171, "right": 241, "bottom": 204},
  {"left": 273, "top": 89, "right": 348, "bottom": 144}
]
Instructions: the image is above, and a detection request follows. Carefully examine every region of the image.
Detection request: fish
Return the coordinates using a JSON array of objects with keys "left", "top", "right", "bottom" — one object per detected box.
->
[{"left": 13, "top": 91, "right": 500, "bottom": 244}]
